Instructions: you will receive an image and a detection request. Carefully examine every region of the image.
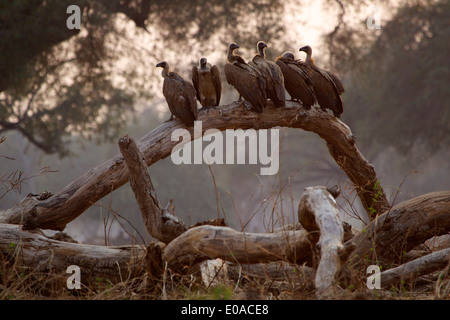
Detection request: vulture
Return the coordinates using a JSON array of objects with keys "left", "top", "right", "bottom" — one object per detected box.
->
[
  {"left": 223, "top": 42, "right": 267, "bottom": 113},
  {"left": 250, "top": 41, "right": 286, "bottom": 108},
  {"left": 275, "top": 51, "right": 316, "bottom": 109},
  {"left": 192, "top": 57, "right": 222, "bottom": 109},
  {"left": 299, "top": 45, "right": 344, "bottom": 117},
  {"left": 156, "top": 61, "right": 198, "bottom": 127}
]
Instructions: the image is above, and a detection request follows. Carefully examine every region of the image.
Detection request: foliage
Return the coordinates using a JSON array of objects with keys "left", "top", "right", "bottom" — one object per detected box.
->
[{"left": 0, "top": 0, "right": 284, "bottom": 156}]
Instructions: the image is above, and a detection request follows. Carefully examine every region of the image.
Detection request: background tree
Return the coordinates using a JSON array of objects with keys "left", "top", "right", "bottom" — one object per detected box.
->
[
  {"left": 323, "top": 0, "right": 450, "bottom": 153},
  {"left": 0, "top": 0, "right": 284, "bottom": 156}
]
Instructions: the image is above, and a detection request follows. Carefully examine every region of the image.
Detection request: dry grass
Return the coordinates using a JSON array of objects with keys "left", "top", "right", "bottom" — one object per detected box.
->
[{"left": 1, "top": 252, "right": 448, "bottom": 300}]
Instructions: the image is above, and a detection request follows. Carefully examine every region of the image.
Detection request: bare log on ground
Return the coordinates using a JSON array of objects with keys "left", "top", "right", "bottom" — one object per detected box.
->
[
  {"left": 226, "top": 261, "right": 315, "bottom": 282},
  {"left": 163, "top": 225, "right": 317, "bottom": 271},
  {"left": 343, "top": 191, "right": 450, "bottom": 265},
  {"left": 0, "top": 101, "right": 388, "bottom": 231},
  {"left": 118, "top": 135, "right": 187, "bottom": 244},
  {"left": 380, "top": 248, "right": 450, "bottom": 289},
  {"left": 298, "top": 186, "right": 344, "bottom": 297},
  {"left": 0, "top": 223, "right": 146, "bottom": 285}
]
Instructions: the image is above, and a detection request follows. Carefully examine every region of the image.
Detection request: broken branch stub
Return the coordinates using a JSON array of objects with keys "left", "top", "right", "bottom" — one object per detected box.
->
[{"left": 118, "top": 135, "right": 187, "bottom": 244}]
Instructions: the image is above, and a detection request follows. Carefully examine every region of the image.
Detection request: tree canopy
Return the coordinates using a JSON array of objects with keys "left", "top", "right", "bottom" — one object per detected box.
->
[
  {"left": 328, "top": 0, "right": 450, "bottom": 153},
  {"left": 0, "top": 0, "right": 284, "bottom": 156}
]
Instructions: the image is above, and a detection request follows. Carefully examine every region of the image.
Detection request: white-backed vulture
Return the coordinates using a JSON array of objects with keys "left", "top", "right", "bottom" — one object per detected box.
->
[
  {"left": 251, "top": 41, "right": 286, "bottom": 108},
  {"left": 223, "top": 42, "right": 267, "bottom": 113},
  {"left": 275, "top": 51, "right": 316, "bottom": 109},
  {"left": 192, "top": 57, "right": 222, "bottom": 109},
  {"left": 299, "top": 45, "right": 344, "bottom": 118},
  {"left": 156, "top": 61, "right": 198, "bottom": 127}
]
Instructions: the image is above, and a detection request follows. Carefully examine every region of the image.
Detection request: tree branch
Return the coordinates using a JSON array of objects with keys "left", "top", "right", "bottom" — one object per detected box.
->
[{"left": 0, "top": 101, "right": 388, "bottom": 230}]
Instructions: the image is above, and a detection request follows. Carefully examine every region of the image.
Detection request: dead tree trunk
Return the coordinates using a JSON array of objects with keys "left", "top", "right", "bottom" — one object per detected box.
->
[{"left": 0, "top": 101, "right": 388, "bottom": 231}]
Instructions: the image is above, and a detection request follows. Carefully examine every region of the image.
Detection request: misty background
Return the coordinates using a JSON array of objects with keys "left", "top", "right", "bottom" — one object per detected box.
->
[{"left": 1, "top": 0, "right": 449, "bottom": 245}]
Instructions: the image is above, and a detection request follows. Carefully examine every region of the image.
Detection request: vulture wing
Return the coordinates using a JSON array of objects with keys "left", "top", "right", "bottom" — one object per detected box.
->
[
  {"left": 325, "top": 70, "right": 345, "bottom": 94},
  {"left": 211, "top": 65, "right": 222, "bottom": 106},
  {"left": 310, "top": 67, "right": 343, "bottom": 118},
  {"left": 163, "top": 73, "right": 198, "bottom": 126},
  {"left": 275, "top": 57, "right": 316, "bottom": 108},
  {"left": 252, "top": 55, "right": 285, "bottom": 107},
  {"left": 191, "top": 65, "right": 201, "bottom": 101},
  {"left": 224, "top": 62, "right": 267, "bottom": 112}
]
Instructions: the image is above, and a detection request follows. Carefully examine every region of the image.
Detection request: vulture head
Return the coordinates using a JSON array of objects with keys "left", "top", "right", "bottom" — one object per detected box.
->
[
  {"left": 228, "top": 42, "right": 239, "bottom": 51},
  {"left": 299, "top": 45, "right": 313, "bottom": 62},
  {"left": 156, "top": 61, "right": 170, "bottom": 77},
  {"left": 257, "top": 41, "right": 267, "bottom": 57},
  {"left": 282, "top": 51, "right": 295, "bottom": 61},
  {"left": 227, "top": 42, "right": 240, "bottom": 63},
  {"left": 200, "top": 57, "right": 207, "bottom": 68}
]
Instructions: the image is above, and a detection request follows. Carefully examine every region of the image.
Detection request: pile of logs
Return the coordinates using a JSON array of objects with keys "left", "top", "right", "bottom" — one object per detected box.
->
[{"left": 0, "top": 101, "right": 448, "bottom": 298}]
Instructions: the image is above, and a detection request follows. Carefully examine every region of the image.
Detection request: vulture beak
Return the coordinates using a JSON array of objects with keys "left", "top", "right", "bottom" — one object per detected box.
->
[
  {"left": 299, "top": 46, "right": 311, "bottom": 55},
  {"left": 156, "top": 61, "right": 165, "bottom": 68}
]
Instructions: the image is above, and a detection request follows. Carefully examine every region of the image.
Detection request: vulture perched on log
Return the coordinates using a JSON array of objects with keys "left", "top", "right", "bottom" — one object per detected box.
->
[
  {"left": 223, "top": 42, "right": 267, "bottom": 113},
  {"left": 192, "top": 57, "right": 222, "bottom": 109},
  {"left": 156, "top": 61, "right": 198, "bottom": 127},
  {"left": 250, "top": 41, "right": 286, "bottom": 108},
  {"left": 299, "top": 45, "right": 344, "bottom": 117},
  {"left": 275, "top": 51, "right": 316, "bottom": 109}
]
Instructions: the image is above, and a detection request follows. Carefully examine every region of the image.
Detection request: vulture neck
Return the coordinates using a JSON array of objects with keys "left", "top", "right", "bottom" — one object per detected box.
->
[
  {"left": 161, "top": 65, "right": 170, "bottom": 78},
  {"left": 227, "top": 48, "right": 237, "bottom": 63},
  {"left": 257, "top": 47, "right": 265, "bottom": 58},
  {"left": 305, "top": 52, "right": 313, "bottom": 65}
]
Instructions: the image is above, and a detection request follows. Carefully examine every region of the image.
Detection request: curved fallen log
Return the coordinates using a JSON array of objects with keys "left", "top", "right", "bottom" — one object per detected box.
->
[
  {"left": 343, "top": 190, "right": 450, "bottom": 265},
  {"left": 0, "top": 223, "right": 146, "bottom": 286},
  {"left": 0, "top": 101, "right": 388, "bottom": 231},
  {"left": 163, "top": 226, "right": 317, "bottom": 271}
]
